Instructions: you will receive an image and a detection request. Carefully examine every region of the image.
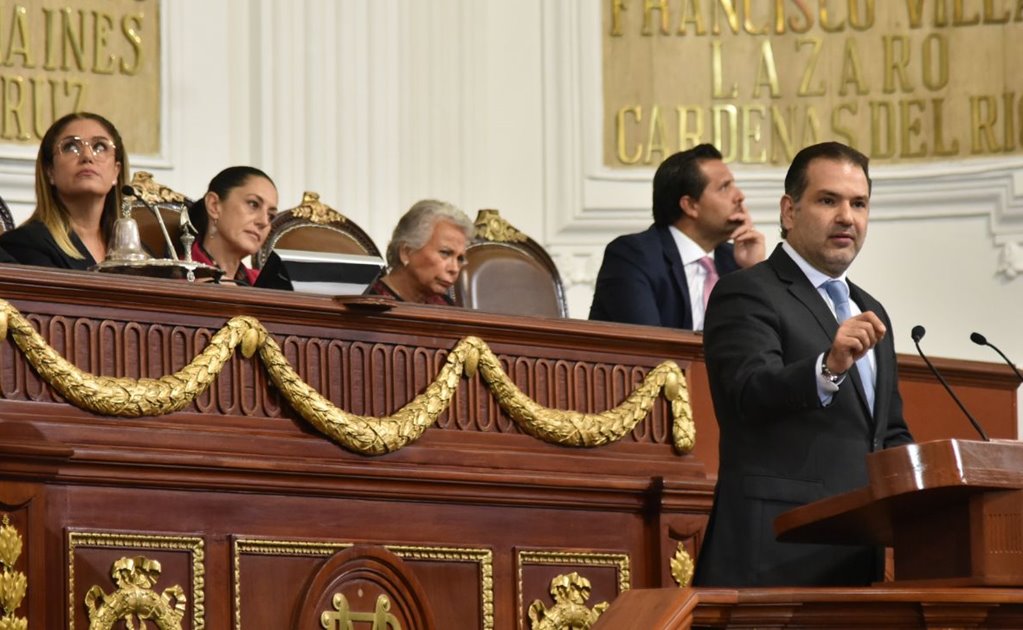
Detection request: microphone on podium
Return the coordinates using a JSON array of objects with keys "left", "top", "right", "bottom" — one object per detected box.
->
[
  {"left": 970, "top": 332, "right": 1023, "bottom": 383},
  {"left": 911, "top": 325, "right": 990, "bottom": 441}
]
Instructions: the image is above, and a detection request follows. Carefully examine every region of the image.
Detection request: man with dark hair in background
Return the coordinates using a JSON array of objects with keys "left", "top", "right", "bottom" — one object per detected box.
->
[
  {"left": 694, "top": 141, "right": 914, "bottom": 587},
  {"left": 589, "top": 144, "right": 765, "bottom": 330}
]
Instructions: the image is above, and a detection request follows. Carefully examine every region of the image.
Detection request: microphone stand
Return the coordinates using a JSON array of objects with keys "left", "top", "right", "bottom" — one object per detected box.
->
[
  {"left": 971, "top": 332, "right": 1023, "bottom": 383},
  {"left": 912, "top": 326, "right": 989, "bottom": 441}
]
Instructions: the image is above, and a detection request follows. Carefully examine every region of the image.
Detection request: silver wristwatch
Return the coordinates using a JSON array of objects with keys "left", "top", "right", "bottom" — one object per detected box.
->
[{"left": 821, "top": 350, "right": 845, "bottom": 384}]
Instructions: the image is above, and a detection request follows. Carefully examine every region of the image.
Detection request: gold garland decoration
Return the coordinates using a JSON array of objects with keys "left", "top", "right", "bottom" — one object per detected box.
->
[
  {"left": 0, "top": 300, "right": 694, "bottom": 456},
  {"left": 0, "top": 515, "right": 27, "bottom": 630},
  {"left": 670, "top": 543, "right": 695, "bottom": 588}
]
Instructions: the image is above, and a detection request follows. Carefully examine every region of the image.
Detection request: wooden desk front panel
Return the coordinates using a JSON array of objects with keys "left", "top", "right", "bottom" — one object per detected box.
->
[
  {"left": 0, "top": 267, "right": 1015, "bottom": 628},
  {"left": 0, "top": 268, "right": 712, "bottom": 629}
]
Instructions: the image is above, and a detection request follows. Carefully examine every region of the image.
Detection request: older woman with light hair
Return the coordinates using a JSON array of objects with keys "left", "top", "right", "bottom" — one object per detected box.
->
[{"left": 368, "top": 199, "right": 474, "bottom": 305}]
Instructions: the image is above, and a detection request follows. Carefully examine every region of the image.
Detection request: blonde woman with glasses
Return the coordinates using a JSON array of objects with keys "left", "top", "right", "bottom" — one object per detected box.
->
[{"left": 0, "top": 112, "right": 128, "bottom": 269}]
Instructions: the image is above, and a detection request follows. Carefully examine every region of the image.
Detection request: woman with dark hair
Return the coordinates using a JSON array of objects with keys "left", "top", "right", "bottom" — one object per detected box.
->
[
  {"left": 188, "top": 166, "right": 278, "bottom": 285},
  {"left": 0, "top": 112, "right": 128, "bottom": 268}
]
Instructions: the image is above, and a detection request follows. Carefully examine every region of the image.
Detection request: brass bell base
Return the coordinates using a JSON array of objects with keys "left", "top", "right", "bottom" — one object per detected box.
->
[{"left": 93, "top": 259, "right": 224, "bottom": 283}]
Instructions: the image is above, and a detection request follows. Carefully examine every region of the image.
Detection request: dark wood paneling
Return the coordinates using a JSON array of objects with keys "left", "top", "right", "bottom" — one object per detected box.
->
[{"left": 0, "top": 265, "right": 1015, "bottom": 629}]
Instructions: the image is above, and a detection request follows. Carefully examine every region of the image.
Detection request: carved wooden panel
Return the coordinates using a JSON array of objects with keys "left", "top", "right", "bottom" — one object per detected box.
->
[
  {"left": 233, "top": 537, "right": 492, "bottom": 630},
  {"left": 294, "top": 546, "right": 436, "bottom": 629},
  {"left": 0, "top": 312, "right": 677, "bottom": 446},
  {"left": 0, "top": 270, "right": 1015, "bottom": 629},
  {"left": 515, "top": 550, "right": 630, "bottom": 630},
  {"left": 67, "top": 531, "right": 205, "bottom": 630}
]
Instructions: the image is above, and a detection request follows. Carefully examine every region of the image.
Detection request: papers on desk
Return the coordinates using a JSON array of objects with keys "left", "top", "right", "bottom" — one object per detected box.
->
[{"left": 265, "top": 248, "right": 386, "bottom": 295}]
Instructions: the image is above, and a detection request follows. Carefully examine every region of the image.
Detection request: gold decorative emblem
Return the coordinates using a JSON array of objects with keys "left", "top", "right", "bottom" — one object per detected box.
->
[
  {"left": 68, "top": 533, "right": 204, "bottom": 630},
  {"left": 234, "top": 540, "right": 493, "bottom": 630},
  {"left": 320, "top": 593, "right": 400, "bottom": 629},
  {"left": 85, "top": 556, "right": 186, "bottom": 630},
  {"left": 130, "top": 171, "right": 188, "bottom": 205},
  {"left": 291, "top": 191, "right": 347, "bottom": 224},
  {"left": 527, "top": 572, "right": 609, "bottom": 630},
  {"left": 0, "top": 299, "right": 694, "bottom": 455},
  {"left": 670, "top": 543, "right": 694, "bottom": 588},
  {"left": 0, "top": 515, "right": 27, "bottom": 630},
  {"left": 474, "top": 209, "right": 528, "bottom": 243}
]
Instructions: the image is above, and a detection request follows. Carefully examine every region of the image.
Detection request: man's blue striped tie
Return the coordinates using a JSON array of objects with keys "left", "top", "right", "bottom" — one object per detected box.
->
[{"left": 824, "top": 279, "right": 875, "bottom": 414}]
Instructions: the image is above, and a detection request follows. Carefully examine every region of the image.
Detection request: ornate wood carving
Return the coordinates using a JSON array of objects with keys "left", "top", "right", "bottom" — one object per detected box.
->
[
  {"left": 233, "top": 538, "right": 492, "bottom": 630},
  {"left": 0, "top": 312, "right": 678, "bottom": 447},
  {"left": 294, "top": 546, "right": 435, "bottom": 629},
  {"left": 0, "top": 267, "right": 1015, "bottom": 628}
]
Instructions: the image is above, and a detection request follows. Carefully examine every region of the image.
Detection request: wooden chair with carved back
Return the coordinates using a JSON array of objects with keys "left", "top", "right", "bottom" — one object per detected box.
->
[
  {"left": 254, "top": 192, "right": 381, "bottom": 269},
  {"left": 453, "top": 209, "right": 568, "bottom": 318},
  {"left": 0, "top": 195, "right": 15, "bottom": 234},
  {"left": 127, "top": 171, "right": 193, "bottom": 259}
]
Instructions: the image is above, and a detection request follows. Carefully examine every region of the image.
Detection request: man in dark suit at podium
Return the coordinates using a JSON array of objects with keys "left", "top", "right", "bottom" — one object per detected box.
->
[
  {"left": 694, "top": 142, "right": 914, "bottom": 587},
  {"left": 588, "top": 144, "right": 764, "bottom": 331}
]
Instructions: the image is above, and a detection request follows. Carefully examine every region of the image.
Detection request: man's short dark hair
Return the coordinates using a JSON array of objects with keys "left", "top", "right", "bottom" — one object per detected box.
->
[
  {"left": 781, "top": 142, "right": 871, "bottom": 238},
  {"left": 784, "top": 141, "right": 871, "bottom": 202},
  {"left": 652, "top": 144, "right": 723, "bottom": 226}
]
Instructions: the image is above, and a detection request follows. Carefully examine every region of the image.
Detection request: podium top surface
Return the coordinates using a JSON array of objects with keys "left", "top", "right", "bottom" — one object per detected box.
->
[
  {"left": 775, "top": 439, "right": 1023, "bottom": 545},
  {"left": 868, "top": 438, "right": 1023, "bottom": 498}
]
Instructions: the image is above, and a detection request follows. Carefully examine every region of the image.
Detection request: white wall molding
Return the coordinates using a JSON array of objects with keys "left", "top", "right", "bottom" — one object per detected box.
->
[{"left": 996, "top": 239, "right": 1023, "bottom": 278}]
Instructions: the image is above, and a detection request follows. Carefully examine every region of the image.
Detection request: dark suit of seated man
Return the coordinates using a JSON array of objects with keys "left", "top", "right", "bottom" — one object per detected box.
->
[
  {"left": 589, "top": 144, "right": 765, "bottom": 331},
  {"left": 694, "top": 142, "right": 914, "bottom": 587}
]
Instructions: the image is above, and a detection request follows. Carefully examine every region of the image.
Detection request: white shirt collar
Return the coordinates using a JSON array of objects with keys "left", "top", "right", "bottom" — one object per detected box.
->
[
  {"left": 668, "top": 224, "right": 713, "bottom": 266},
  {"left": 781, "top": 241, "right": 847, "bottom": 289}
]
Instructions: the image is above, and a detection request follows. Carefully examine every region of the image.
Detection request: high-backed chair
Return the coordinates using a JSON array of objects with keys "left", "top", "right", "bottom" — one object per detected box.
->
[
  {"left": 128, "top": 171, "right": 192, "bottom": 259},
  {"left": 0, "top": 195, "right": 15, "bottom": 234},
  {"left": 254, "top": 192, "right": 380, "bottom": 269},
  {"left": 453, "top": 209, "right": 568, "bottom": 318}
]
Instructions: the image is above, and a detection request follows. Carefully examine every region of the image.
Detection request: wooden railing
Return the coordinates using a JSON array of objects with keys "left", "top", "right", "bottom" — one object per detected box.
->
[{"left": 0, "top": 264, "right": 1016, "bottom": 629}]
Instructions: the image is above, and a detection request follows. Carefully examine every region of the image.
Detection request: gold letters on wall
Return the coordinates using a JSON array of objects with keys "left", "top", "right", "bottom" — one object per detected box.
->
[
  {"left": 0, "top": 0, "right": 160, "bottom": 153},
  {"left": 604, "top": 0, "right": 1023, "bottom": 165}
]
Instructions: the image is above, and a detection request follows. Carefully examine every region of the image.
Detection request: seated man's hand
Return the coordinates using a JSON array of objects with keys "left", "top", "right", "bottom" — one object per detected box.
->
[{"left": 728, "top": 209, "right": 766, "bottom": 268}]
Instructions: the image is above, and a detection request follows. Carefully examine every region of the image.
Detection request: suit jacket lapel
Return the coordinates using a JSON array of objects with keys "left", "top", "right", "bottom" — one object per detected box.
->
[
  {"left": 770, "top": 246, "right": 876, "bottom": 420},
  {"left": 768, "top": 246, "right": 837, "bottom": 339},
  {"left": 657, "top": 226, "right": 694, "bottom": 329}
]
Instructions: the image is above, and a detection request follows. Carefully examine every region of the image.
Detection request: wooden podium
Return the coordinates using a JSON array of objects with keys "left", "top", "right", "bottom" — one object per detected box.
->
[
  {"left": 592, "top": 440, "right": 1023, "bottom": 629},
  {"left": 775, "top": 438, "right": 1023, "bottom": 586}
]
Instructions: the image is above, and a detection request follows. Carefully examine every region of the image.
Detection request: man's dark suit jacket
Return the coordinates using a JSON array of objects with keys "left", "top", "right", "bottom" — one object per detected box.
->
[
  {"left": 694, "top": 244, "right": 913, "bottom": 587},
  {"left": 588, "top": 224, "right": 739, "bottom": 329}
]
